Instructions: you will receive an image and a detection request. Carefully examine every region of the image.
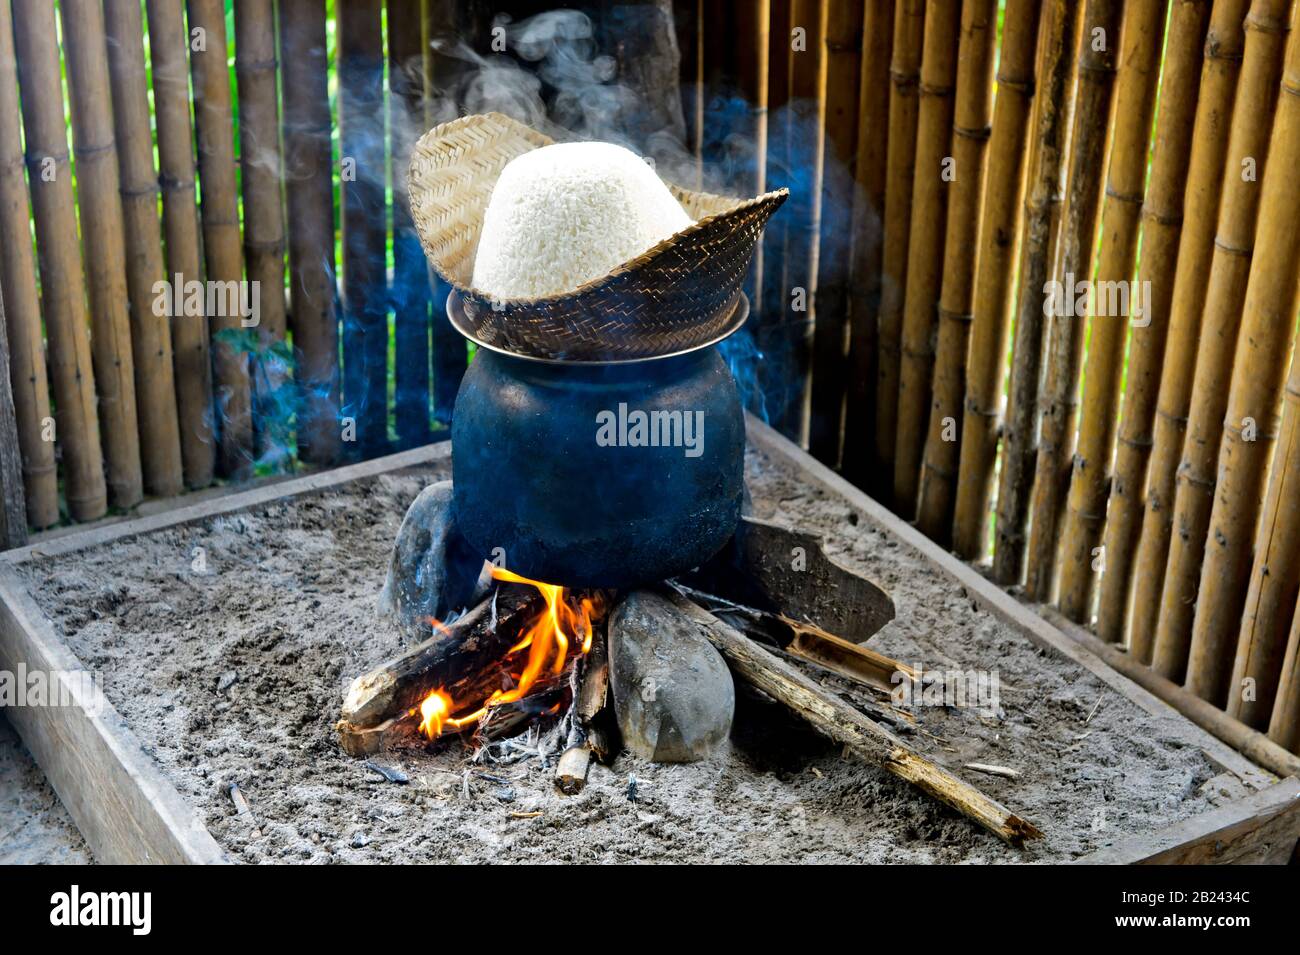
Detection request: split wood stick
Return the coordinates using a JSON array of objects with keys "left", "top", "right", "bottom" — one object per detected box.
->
[
  {"left": 423, "top": 0, "right": 468, "bottom": 426},
  {"left": 390, "top": 0, "right": 432, "bottom": 449},
  {"left": 10, "top": 0, "right": 107, "bottom": 523},
  {"left": 146, "top": 0, "right": 215, "bottom": 490},
  {"left": 60, "top": 0, "right": 143, "bottom": 510},
  {"left": 1023, "top": 0, "right": 1124, "bottom": 603},
  {"left": 892, "top": 0, "right": 962, "bottom": 518},
  {"left": 1057, "top": 0, "right": 1168, "bottom": 623},
  {"left": 339, "top": 589, "right": 543, "bottom": 731},
  {"left": 280, "top": 1, "right": 341, "bottom": 466},
  {"left": 773, "top": 0, "right": 825, "bottom": 443},
  {"left": 0, "top": 287, "right": 26, "bottom": 547},
  {"left": 1232, "top": 349, "right": 1300, "bottom": 728},
  {"left": 1127, "top": 0, "right": 1252, "bottom": 663},
  {"left": 872, "top": 0, "right": 925, "bottom": 498},
  {"left": 1269, "top": 596, "right": 1300, "bottom": 752},
  {"left": 915, "top": 0, "right": 998, "bottom": 543},
  {"left": 841, "top": 0, "right": 894, "bottom": 485},
  {"left": 104, "top": 0, "right": 184, "bottom": 500},
  {"left": 1095, "top": 0, "right": 1212, "bottom": 643},
  {"left": 1187, "top": 16, "right": 1300, "bottom": 707},
  {"left": 1150, "top": 0, "right": 1289, "bottom": 687},
  {"left": 555, "top": 745, "right": 593, "bottom": 795},
  {"left": 808, "top": 0, "right": 864, "bottom": 466},
  {"left": 668, "top": 591, "right": 1042, "bottom": 847},
  {"left": 991, "top": 0, "right": 1081, "bottom": 586},
  {"left": 234, "top": 0, "right": 290, "bottom": 469},
  {"left": 188, "top": 0, "right": 254, "bottom": 479},
  {"left": 0, "top": 0, "right": 57, "bottom": 529},
  {"left": 949, "top": 0, "right": 1042, "bottom": 559},
  {"left": 339, "top": 0, "right": 389, "bottom": 457}
]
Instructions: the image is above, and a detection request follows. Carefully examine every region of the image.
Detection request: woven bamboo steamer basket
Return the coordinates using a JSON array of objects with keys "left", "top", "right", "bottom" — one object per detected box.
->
[{"left": 408, "top": 112, "right": 788, "bottom": 361}]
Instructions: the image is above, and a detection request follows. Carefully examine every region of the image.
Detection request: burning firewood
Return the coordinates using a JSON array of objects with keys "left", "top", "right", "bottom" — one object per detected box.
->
[
  {"left": 554, "top": 628, "right": 616, "bottom": 793},
  {"left": 666, "top": 590, "right": 1044, "bottom": 848},
  {"left": 336, "top": 587, "right": 544, "bottom": 754}
]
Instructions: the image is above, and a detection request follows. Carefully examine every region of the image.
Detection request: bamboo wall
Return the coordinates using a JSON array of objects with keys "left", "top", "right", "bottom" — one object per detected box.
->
[
  {"left": 0, "top": 1, "right": 1298, "bottom": 756},
  {"left": 679, "top": 0, "right": 1300, "bottom": 756}
]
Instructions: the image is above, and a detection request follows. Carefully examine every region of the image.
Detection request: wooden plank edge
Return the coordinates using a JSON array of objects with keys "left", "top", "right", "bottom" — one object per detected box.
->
[
  {"left": 2, "top": 441, "right": 453, "bottom": 566},
  {"left": 744, "top": 416, "right": 1278, "bottom": 790},
  {"left": 1075, "top": 777, "right": 1300, "bottom": 865},
  {"left": 0, "top": 565, "right": 228, "bottom": 863}
]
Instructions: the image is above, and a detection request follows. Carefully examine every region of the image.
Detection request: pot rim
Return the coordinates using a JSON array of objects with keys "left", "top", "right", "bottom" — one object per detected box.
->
[{"left": 446, "top": 290, "right": 750, "bottom": 366}]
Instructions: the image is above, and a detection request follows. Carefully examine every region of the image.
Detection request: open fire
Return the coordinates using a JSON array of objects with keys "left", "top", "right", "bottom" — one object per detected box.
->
[{"left": 414, "top": 566, "right": 605, "bottom": 740}]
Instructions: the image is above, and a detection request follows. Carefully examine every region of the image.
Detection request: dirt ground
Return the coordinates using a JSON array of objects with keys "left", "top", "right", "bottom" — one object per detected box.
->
[
  {"left": 16, "top": 446, "right": 1247, "bottom": 863},
  {"left": 0, "top": 715, "right": 92, "bottom": 864}
]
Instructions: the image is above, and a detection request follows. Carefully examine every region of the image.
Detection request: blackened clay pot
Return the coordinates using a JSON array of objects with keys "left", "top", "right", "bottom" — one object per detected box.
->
[{"left": 450, "top": 299, "right": 747, "bottom": 589}]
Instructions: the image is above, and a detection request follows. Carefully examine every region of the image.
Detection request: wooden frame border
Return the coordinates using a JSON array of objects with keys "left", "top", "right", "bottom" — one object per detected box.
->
[{"left": 1, "top": 428, "right": 1296, "bottom": 863}]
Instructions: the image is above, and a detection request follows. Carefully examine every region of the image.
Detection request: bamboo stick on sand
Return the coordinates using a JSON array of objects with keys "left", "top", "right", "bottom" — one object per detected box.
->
[
  {"left": 915, "top": 0, "right": 999, "bottom": 543},
  {"left": 1150, "top": 0, "right": 1289, "bottom": 686},
  {"left": 1095, "top": 0, "right": 1212, "bottom": 643},
  {"left": 950, "top": 0, "right": 1043, "bottom": 559},
  {"left": 10, "top": 0, "right": 107, "bottom": 522},
  {"left": 1057, "top": 0, "right": 1167, "bottom": 623},
  {"left": 1127, "top": 0, "right": 1253, "bottom": 663},
  {"left": 1023, "top": 0, "right": 1124, "bottom": 603}
]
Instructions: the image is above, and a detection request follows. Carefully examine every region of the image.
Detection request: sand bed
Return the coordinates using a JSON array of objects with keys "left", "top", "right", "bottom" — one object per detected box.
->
[{"left": 16, "top": 448, "right": 1238, "bottom": 863}]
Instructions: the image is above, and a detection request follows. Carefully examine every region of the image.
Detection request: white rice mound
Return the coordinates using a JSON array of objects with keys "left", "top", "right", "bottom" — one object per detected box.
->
[{"left": 471, "top": 141, "right": 693, "bottom": 300}]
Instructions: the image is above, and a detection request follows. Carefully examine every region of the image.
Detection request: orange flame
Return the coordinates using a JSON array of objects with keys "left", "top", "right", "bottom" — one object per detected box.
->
[{"left": 412, "top": 567, "right": 602, "bottom": 740}]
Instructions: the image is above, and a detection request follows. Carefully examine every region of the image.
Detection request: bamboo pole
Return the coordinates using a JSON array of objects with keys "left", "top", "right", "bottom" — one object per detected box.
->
[
  {"left": 991, "top": 0, "right": 1081, "bottom": 586},
  {"left": 1095, "top": 0, "right": 1212, "bottom": 643},
  {"left": 0, "top": 0, "right": 57, "bottom": 529},
  {"left": 1232, "top": 322, "right": 1300, "bottom": 728},
  {"left": 893, "top": 0, "right": 962, "bottom": 519},
  {"left": 1270, "top": 595, "right": 1300, "bottom": 752},
  {"left": 188, "top": 0, "right": 254, "bottom": 479},
  {"left": 280, "top": 0, "right": 341, "bottom": 465},
  {"left": 1056, "top": 0, "right": 1168, "bottom": 623},
  {"left": 424, "top": 0, "right": 467, "bottom": 427},
  {"left": 915, "top": 0, "right": 998, "bottom": 543},
  {"left": 60, "top": 0, "right": 143, "bottom": 510},
  {"left": 774, "top": 0, "right": 825, "bottom": 444},
  {"left": 1023, "top": 0, "right": 1124, "bottom": 603},
  {"left": 808, "top": 0, "right": 864, "bottom": 467},
  {"left": 235, "top": 0, "right": 290, "bottom": 468},
  {"left": 339, "top": 0, "right": 389, "bottom": 457},
  {"left": 1127, "top": 0, "right": 1252, "bottom": 663},
  {"left": 758, "top": 0, "right": 793, "bottom": 424},
  {"left": 842, "top": 0, "right": 894, "bottom": 485},
  {"left": 145, "top": 0, "right": 215, "bottom": 491},
  {"left": 10, "top": 0, "right": 107, "bottom": 523},
  {"left": 1187, "top": 14, "right": 1300, "bottom": 706},
  {"left": 949, "top": 0, "right": 1043, "bottom": 559},
  {"left": 0, "top": 284, "right": 26, "bottom": 548},
  {"left": 734, "top": 0, "right": 770, "bottom": 311},
  {"left": 873, "top": 0, "right": 925, "bottom": 498},
  {"left": 390, "top": 0, "right": 432, "bottom": 450},
  {"left": 1150, "top": 0, "right": 1289, "bottom": 686},
  {"left": 103, "top": 0, "right": 184, "bottom": 500}
]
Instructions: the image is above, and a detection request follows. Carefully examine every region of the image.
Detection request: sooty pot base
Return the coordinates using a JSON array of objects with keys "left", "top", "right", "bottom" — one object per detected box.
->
[{"left": 451, "top": 345, "right": 745, "bottom": 588}]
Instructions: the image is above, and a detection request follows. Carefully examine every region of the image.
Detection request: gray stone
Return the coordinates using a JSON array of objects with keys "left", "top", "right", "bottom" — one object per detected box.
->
[
  {"left": 377, "top": 481, "right": 491, "bottom": 640},
  {"left": 608, "top": 590, "right": 735, "bottom": 763}
]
